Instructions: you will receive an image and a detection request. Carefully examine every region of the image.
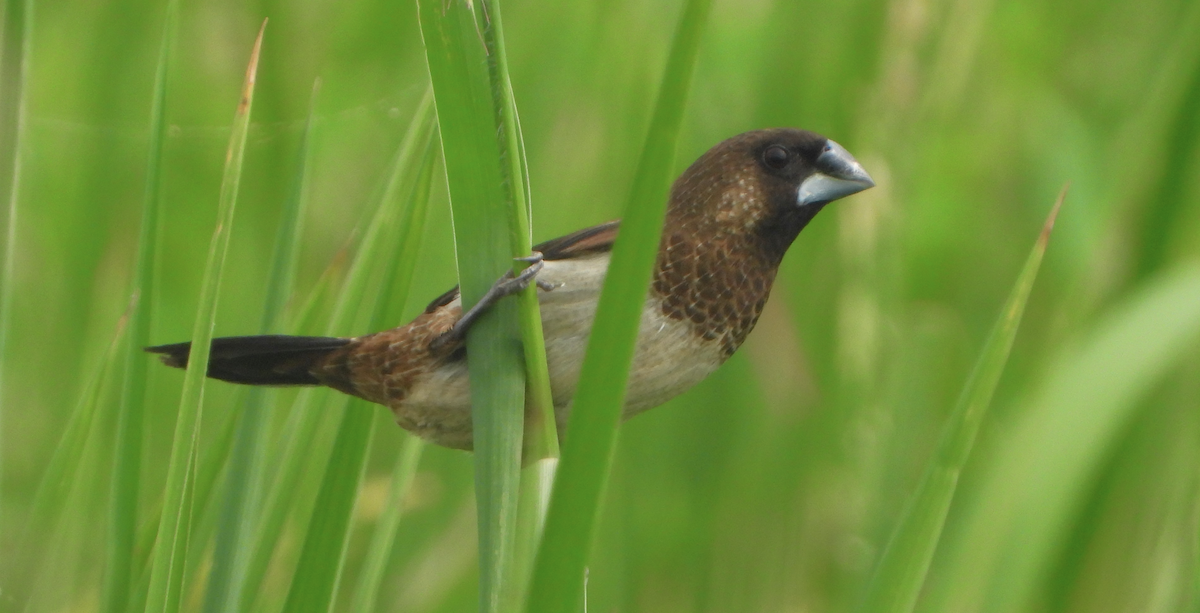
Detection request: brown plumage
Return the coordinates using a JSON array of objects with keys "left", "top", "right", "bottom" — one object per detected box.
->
[{"left": 148, "top": 128, "right": 874, "bottom": 451}]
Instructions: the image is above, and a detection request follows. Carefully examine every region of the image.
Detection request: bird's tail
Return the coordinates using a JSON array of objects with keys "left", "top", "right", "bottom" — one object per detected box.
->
[{"left": 146, "top": 335, "right": 352, "bottom": 386}]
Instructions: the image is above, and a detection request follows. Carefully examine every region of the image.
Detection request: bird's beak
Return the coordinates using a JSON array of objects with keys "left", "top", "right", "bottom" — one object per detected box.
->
[{"left": 797, "top": 139, "right": 875, "bottom": 206}]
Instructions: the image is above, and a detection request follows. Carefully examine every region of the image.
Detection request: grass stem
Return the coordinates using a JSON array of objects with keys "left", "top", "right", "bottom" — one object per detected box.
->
[
  {"left": 524, "top": 1, "right": 712, "bottom": 610},
  {"left": 857, "top": 187, "right": 1066, "bottom": 613},
  {"left": 142, "top": 21, "right": 265, "bottom": 613}
]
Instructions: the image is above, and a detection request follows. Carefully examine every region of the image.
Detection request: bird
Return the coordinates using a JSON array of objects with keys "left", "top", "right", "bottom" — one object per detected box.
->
[{"left": 148, "top": 128, "right": 874, "bottom": 452}]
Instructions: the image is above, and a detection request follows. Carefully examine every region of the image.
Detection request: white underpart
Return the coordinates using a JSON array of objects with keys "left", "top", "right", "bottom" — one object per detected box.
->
[{"left": 398, "top": 253, "right": 724, "bottom": 446}]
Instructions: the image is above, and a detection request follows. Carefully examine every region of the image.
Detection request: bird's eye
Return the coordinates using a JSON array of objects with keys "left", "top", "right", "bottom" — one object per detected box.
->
[{"left": 763, "top": 145, "right": 790, "bottom": 170}]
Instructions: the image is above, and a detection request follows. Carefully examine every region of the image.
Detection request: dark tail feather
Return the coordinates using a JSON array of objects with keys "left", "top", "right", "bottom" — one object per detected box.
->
[{"left": 146, "top": 335, "right": 352, "bottom": 386}]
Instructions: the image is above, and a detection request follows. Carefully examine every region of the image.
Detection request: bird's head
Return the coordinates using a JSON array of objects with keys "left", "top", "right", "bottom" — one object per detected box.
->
[{"left": 667, "top": 128, "right": 875, "bottom": 261}]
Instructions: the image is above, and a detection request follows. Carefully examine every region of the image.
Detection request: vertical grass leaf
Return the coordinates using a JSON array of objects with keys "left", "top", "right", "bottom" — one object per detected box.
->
[
  {"left": 481, "top": 0, "right": 557, "bottom": 461},
  {"left": 102, "top": 2, "right": 178, "bottom": 610},
  {"left": 279, "top": 406, "right": 378, "bottom": 613},
  {"left": 142, "top": 21, "right": 265, "bottom": 613},
  {"left": 477, "top": 1, "right": 558, "bottom": 607},
  {"left": 0, "top": 0, "right": 33, "bottom": 556},
  {"left": 21, "top": 299, "right": 130, "bottom": 599},
  {"left": 922, "top": 261, "right": 1200, "bottom": 613},
  {"left": 347, "top": 434, "right": 424, "bottom": 613},
  {"left": 279, "top": 101, "right": 437, "bottom": 613},
  {"left": 346, "top": 145, "right": 438, "bottom": 613},
  {"left": 524, "top": 0, "right": 713, "bottom": 611},
  {"left": 200, "top": 78, "right": 320, "bottom": 613},
  {"left": 241, "top": 90, "right": 435, "bottom": 613},
  {"left": 417, "top": 2, "right": 529, "bottom": 611},
  {"left": 1134, "top": 48, "right": 1200, "bottom": 280},
  {"left": 858, "top": 188, "right": 1066, "bottom": 613}
]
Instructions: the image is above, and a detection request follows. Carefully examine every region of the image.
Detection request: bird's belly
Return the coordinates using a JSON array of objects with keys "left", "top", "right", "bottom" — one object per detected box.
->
[
  {"left": 390, "top": 359, "right": 474, "bottom": 449},
  {"left": 543, "top": 300, "right": 723, "bottom": 417},
  {"left": 537, "top": 254, "right": 724, "bottom": 417},
  {"left": 396, "top": 254, "right": 723, "bottom": 449}
]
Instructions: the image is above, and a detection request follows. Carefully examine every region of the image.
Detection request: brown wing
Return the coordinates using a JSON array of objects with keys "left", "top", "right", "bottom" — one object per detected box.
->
[
  {"left": 534, "top": 219, "right": 620, "bottom": 260},
  {"left": 423, "top": 220, "right": 620, "bottom": 313}
]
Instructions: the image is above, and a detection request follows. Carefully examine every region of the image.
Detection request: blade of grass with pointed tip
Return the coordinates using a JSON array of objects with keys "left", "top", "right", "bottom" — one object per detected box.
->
[
  {"left": 240, "top": 90, "right": 434, "bottom": 613},
  {"left": 142, "top": 22, "right": 265, "bottom": 613},
  {"left": 134, "top": 291, "right": 330, "bottom": 613},
  {"left": 417, "top": 2, "right": 530, "bottom": 611},
  {"left": 281, "top": 101, "right": 438, "bottom": 613},
  {"left": 524, "top": 1, "right": 712, "bottom": 611},
  {"left": 857, "top": 188, "right": 1066, "bottom": 613},
  {"left": 201, "top": 77, "right": 320, "bottom": 613},
  {"left": 922, "top": 261, "right": 1200, "bottom": 613}
]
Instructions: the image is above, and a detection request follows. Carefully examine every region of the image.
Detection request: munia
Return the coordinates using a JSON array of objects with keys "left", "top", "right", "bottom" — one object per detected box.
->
[{"left": 150, "top": 129, "right": 875, "bottom": 452}]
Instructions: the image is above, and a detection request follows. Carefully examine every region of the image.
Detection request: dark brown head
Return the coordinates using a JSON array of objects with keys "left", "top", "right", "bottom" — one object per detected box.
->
[
  {"left": 655, "top": 129, "right": 874, "bottom": 355},
  {"left": 666, "top": 128, "right": 875, "bottom": 263}
]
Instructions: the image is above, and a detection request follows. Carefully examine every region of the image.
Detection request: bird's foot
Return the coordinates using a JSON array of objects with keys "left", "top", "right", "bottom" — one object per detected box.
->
[
  {"left": 430, "top": 252, "right": 550, "bottom": 352},
  {"left": 516, "top": 250, "right": 560, "bottom": 292},
  {"left": 504, "top": 252, "right": 546, "bottom": 296}
]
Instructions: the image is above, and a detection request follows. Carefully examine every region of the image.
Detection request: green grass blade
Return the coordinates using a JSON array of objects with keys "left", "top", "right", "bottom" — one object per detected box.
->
[
  {"left": 347, "top": 434, "right": 424, "bottom": 613},
  {"left": 524, "top": 0, "right": 712, "bottom": 610},
  {"left": 279, "top": 407, "right": 377, "bottom": 613},
  {"left": 923, "top": 261, "right": 1200, "bottom": 613},
  {"left": 1134, "top": 46, "right": 1200, "bottom": 280},
  {"left": 280, "top": 102, "right": 438, "bottom": 613},
  {"left": 238, "top": 388, "right": 338, "bottom": 613},
  {"left": 858, "top": 189, "right": 1066, "bottom": 613},
  {"left": 482, "top": 0, "right": 556, "bottom": 462},
  {"left": 0, "top": 0, "right": 32, "bottom": 554},
  {"left": 101, "top": 3, "right": 177, "bottom": 610},
  {"left": 201, "top": 78, "right": 320, "bottom": 613},
  {"left": 231, "top": 243, "right": 355, "bottom": 613},
  {"left": 253, "top": 92, "right": 317, "bottom": 337},
  {"left": 512, "top": 456, "right": 556, "bottom": 609},
  {"left": 369, "top": 114, "right": 439, "bottom": 331},
  {"left": 418, "top": 3, "right": 530, "bottom": 611},
  {"left": 477, "top": 1, "right": 558, "bottom": 607},
  {"left": 345, "top": 143, "right": 438, "bottom": 613},
  {"left": 239, "top": 90, "right": 434, "bottom": 613},
  {"left": 142, "top": 22, "right": 265, "bottom": 613},
  {"left": 19, "top": 302, "right": 129, "bottom": 607},
  {"left": 24, "top": 302, "right": 129, "bottom": 535}
]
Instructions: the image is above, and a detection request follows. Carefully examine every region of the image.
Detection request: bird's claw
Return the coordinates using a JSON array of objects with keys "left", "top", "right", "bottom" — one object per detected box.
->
[
  {"left": 510, "top": 251, "right": 555, "bottom": 293},
  {"left": 430, "top": 252, "right": 551, "bottom": 353},
  {"left": 514, "top": 251, "right": 544, "bottom": 264},
  {"left": 502, "top": 256, "right": 544, "bottom": 297}
]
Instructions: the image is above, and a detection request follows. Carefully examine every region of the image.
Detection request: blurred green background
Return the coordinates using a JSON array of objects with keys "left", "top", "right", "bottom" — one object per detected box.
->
[{"left": 2, "top": 0, "right": 1200, "bottom": 611}]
